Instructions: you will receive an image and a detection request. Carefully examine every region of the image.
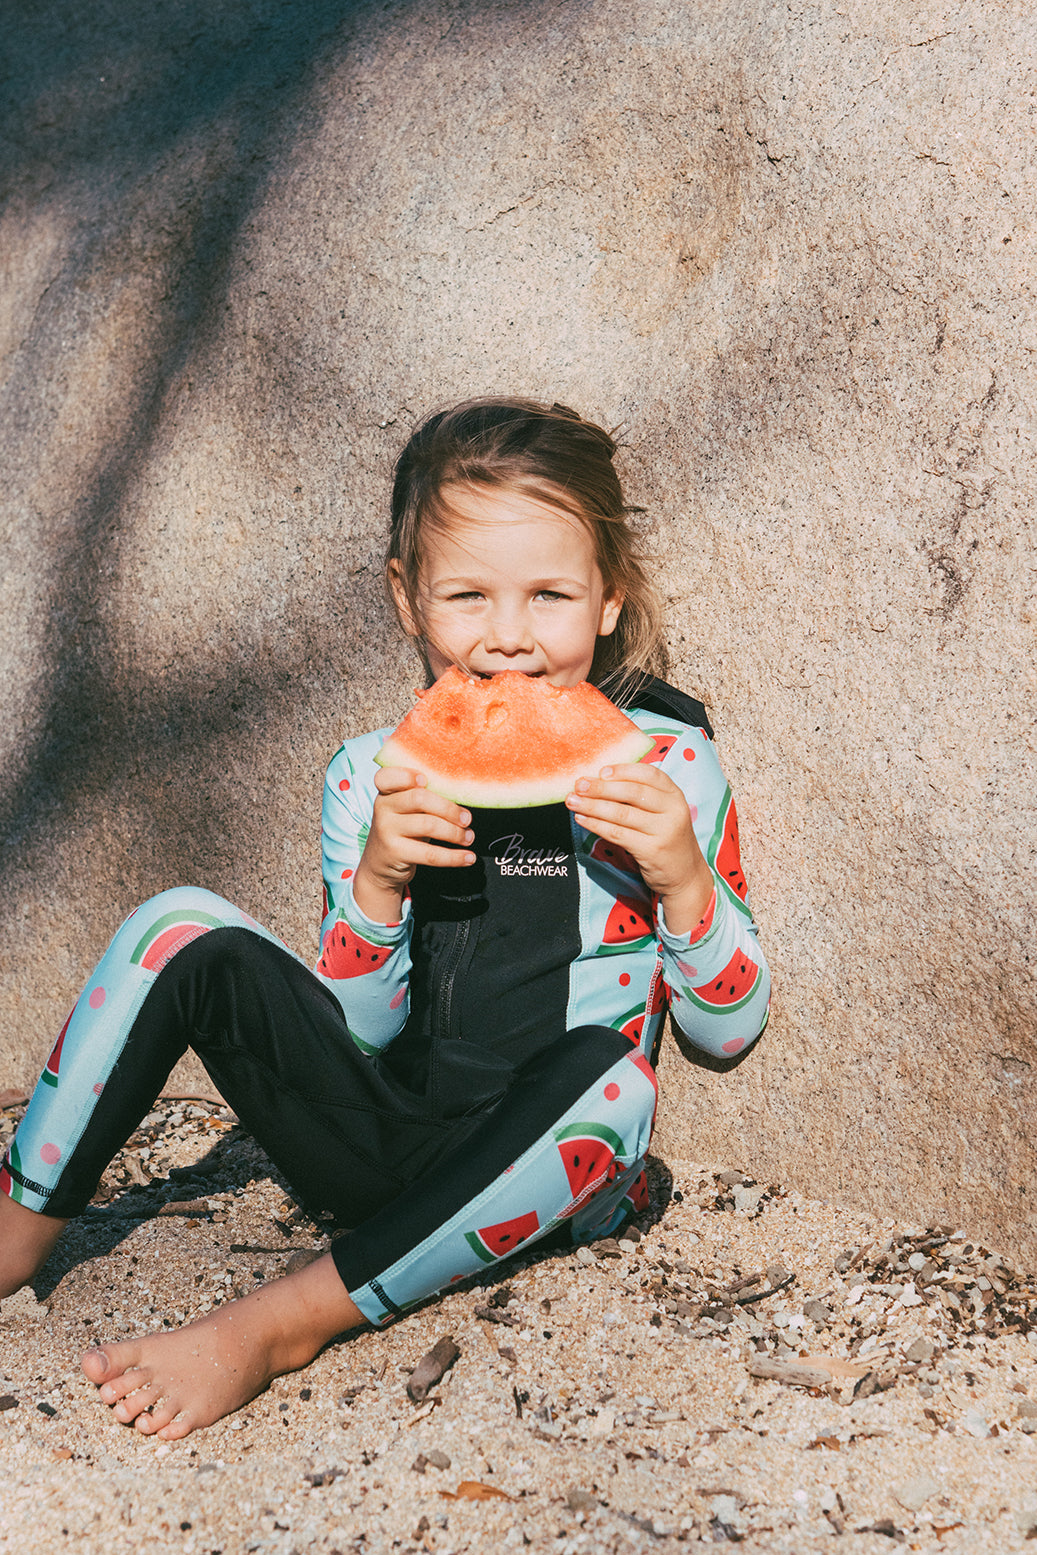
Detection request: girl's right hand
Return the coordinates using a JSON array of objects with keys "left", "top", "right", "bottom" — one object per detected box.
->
[{"left": 351, "top": 767, "right": 476, "bottom": 924}]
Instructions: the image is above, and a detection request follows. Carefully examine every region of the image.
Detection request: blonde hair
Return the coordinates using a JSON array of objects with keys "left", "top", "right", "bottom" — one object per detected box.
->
[{"left": 387, "top": 397, "right": 665, "bottom": 697}]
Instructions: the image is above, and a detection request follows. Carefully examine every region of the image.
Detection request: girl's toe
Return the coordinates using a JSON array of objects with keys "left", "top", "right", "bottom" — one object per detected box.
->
[
  {"left": 142, "top": 1397, "right": 181, "bottom": 1432},
  {"left": 114, "top": 1383, "right": 161, "bottom": 1423},
  {"left": 156, "top": 1412, "right": 194, "bottom": 1442},
  {"left": 100, "top": 1368, "right": 149, "bottom": 1405}
]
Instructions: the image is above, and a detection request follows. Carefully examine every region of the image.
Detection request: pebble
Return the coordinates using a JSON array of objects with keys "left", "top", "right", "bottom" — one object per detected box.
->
[
  {"left": 575, "top": 1246, "right": 596, "bottom": 1266},
  {"left": 732, "top": 1185, "right": 763, "bottom": 1215},
  {"left": 894, "top": 1475, "right": 941, "bottom": 1512}
]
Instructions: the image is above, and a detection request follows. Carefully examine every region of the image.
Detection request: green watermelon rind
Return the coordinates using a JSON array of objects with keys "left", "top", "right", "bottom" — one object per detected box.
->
[
  {"left": 705, "top": 785, "right": 755, "bottom": 924},
  {"left": 4, "top": 1139, "right": 25, "bottom": 1203},
  {"left": 327, "top": 910, "right": 401, "bottom": 950},
  {"left": 554, "top": 1120, "right": 627, "bottom": 1155},
  {"left": 593, "top": 934, "right": 655, "bottom": 959},
  {"left": 348, "top": 1030, "right": 383, "bottom": 1056},
  {"left": 129, "top": 909, "right": 225, "bottom": 966},
  {"left": 463, "top": 1230, "right": 500, "bottom": 1265},
  {"left": 610, "top": 1002, "right": 648, "bottom": 1037}
]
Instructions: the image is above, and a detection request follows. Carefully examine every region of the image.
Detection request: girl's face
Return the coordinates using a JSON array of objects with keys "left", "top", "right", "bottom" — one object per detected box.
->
[{"left": 394, "top": 483, "right": 623, "bottom": 686}]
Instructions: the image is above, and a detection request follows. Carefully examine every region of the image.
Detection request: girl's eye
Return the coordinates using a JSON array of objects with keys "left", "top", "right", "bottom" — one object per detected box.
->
[
  {"left": 449, "top": 591, "right": 484, "bottom": 602},
  {"left": 537, "top": 590, "right": 568, "bottom": 602}
]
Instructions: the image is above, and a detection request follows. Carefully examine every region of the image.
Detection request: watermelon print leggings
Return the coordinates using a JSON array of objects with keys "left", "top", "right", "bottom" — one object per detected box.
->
[{"left": 2, "top": 889, "right": 657, "bottom": 1326}]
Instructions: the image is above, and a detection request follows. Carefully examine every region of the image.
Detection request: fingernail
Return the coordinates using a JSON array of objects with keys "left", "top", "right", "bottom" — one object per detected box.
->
[
  {"left": 575, "top": 779, "right": 590, "bottom": 794},
  {"left": 85, "top": 1347, "right": 109, "bottom": 1375},
  {"left": 460, "top": 810, "right": 471, "bottom": 825},
  {"left": 464, "top": 830, "right": 474, "bottom": 843},
  {"left": 599, "top": 766, "right": 613, "bottom": 778}
]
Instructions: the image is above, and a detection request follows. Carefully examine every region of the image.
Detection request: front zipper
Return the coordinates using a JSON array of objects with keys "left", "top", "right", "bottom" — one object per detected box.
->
[{"left": 433, "top": 917, "right": 472, "bottom": 1048}]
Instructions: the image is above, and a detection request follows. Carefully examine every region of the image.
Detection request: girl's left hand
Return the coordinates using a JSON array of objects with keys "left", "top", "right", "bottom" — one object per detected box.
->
[{"left": 566, "top": 763, "right": 715, "bottom": 937}]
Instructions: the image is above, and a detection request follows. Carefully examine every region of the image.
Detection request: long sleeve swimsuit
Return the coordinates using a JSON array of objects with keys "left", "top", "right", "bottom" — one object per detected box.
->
[{"left": 2, "top": 676, "right": 769, "bottom": 1325}]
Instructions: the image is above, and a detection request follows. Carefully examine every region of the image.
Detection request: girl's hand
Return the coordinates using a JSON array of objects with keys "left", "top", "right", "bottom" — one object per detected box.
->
[
  {"left": 352, "top": 767, "right": 476, "bottom": 924},
  {"left": 566, "top": 763, "right": 715, "bottom": 937}
]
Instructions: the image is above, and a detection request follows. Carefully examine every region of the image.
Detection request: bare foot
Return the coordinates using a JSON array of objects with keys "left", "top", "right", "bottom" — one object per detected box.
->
[
  {"left": 0, "top": 1193, "right": 68, "bottom": 1298},
  {"left": 81, "top": 1252, "right": 364, "bottom": 1439}
]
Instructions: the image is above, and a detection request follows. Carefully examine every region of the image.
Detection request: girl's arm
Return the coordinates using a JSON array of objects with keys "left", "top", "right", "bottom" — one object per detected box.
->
[
  {"left": 567, "top": 724, "right": 771, "bottom": 1059},
  {"left": 317, "top": 735, "right": 416, "bottom": 1055},
  {"left": 318, "top": 731, "right": 477, "bottom": 1056}
]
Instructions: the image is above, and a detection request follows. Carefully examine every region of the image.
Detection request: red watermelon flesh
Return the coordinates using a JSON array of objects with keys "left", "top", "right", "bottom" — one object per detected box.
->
[
  {"left": 555, "top": 1121, "right": 625, "bottom": 1214},
  {"left": 464, "top": 1209, "right": 541, "bottom": 1264},
  {"left": 319, "top": 921, "right": 393, "bottom": 979},
  {"left": 618, "top": 1007, "right": 645, "bottom": 1043},
  {"left": 375, "top": 667, "right": 652, "bottom": 808},
  {"left": 714, "top": 793, "right": 748, "bottom": 901},
  {"left": 642, "top": 730, "right": 677, "bottom": 765},
  {"left": 602, "top": 894, "right": 653, "bottom": 947},
  {"left": 624, "top": 1168, "right": 650, "bottom": 1214},
  {"left": 687, "top": 949, "right": 762, "bottom": 1010},
  {"left": 590, "top": 837, "right": 638, "bottom": 875}
]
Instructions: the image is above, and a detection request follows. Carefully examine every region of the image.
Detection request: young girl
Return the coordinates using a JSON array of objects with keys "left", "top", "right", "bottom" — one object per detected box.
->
[{"left": 0, "top": 398, "right": 770, "bottom": 1440}]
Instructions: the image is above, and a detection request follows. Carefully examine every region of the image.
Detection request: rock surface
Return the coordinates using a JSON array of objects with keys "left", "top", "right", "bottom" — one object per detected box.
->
[{"left": 1, "top": 0, "right": 1035, "bottom": 1254}]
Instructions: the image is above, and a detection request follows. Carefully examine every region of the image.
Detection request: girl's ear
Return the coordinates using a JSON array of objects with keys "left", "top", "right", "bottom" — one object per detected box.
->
[
  {"left": 597, "top": 589, "right": 624, "bottom": 638},
  {"left": 387, "top": 560, "right": 421, "bottom": 639}
]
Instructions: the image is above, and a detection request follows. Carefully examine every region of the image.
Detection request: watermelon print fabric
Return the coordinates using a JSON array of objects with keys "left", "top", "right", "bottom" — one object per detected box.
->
[
  {"left": 2, "top": 683, "right": 769, "bottom": 1331},
  {"left": 2, "top": 890, "right": 284, "bottom": 1212}
]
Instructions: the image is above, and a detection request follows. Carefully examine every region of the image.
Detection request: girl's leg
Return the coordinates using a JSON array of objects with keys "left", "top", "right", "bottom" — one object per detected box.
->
[
  {"left": 1, "top": 887, "right": 286, "bottom": 1296},
  {"left": 81, "top": 1024, "right": 657, "bottom": 1439},
  {"left": 332, "top": 1025, "right": 658, "bottom": 1324}
]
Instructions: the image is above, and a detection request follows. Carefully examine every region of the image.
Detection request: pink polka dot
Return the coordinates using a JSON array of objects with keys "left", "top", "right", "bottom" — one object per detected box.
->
[
  {"left": 683, "top": 747, "right": 695, "bottom": 760},
  {"left": 689, "top": 805, "right": 698, "bottom": 823},
  {"left": 88, "top": 986, "right": 106, "bottom": 1009},
  {"left": 618, "top": 972, "right": 631, "bottom": 987},
  {"left": 604, "top": 1082, "right": 621, "bottom": 1101},
  {"left": 722, "top": 1037, "right": 745, "bottom": 1055},
  {"left": 341, "top": 868, "right": 353, "bottom": 879},
  {"left": 339, "top": 778, "right": 351, "bottom": 791},
  {"left": 93, "top": 1082, "right": 103, "bottom": 1095},
  {"left": 389, "top": 987, "right": 407, "bottom": 1010},
  {"left": 40, "top": 1143, "right": 61, "bottom": 1166}
]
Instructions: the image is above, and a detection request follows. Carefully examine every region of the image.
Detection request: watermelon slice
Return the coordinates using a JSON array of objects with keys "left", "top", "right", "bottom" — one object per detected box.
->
[
  {"left": 375, "top": 667, "right": 653, "bottom": 808},
  {"left": 684, "top": 949, "right": 763, "bottom": 1012},
  {"left": 642, "top": 729, "right": 678, "bottom": 765},
  {"left": 130, "top": 909, "right": 225, "bottom": 973},
  {"left": 318, "top": 920, "right": 393, "bottom": 979},
  {"left": 42, "top": 1009, "right": 74, "bottom": 1089},
  {"left": 464, "top": 1209, "right": 541, "bottom": 1263},
  {"left": 597, "top": 893, "right": 654, "bottom": 954},
  {"left": 707, "top": 785, "right": 753, "bottom": 917},
  {"left": 554, "top": 1121, "right": 625, "bottom": 1215},
  {"left": 589, "top": 836, "right": 638, "bottom": 875},
  {"left": 615, "top": 1005, "right": 646, "bottom": 1043},
  {"left": 712, "top": 788, "right": 748, "bottom": 902}
]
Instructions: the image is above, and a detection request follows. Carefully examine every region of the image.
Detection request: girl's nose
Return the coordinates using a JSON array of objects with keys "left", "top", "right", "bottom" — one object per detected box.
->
[{"left": 483, "top": 606, "right": 534, "bottom": 655}]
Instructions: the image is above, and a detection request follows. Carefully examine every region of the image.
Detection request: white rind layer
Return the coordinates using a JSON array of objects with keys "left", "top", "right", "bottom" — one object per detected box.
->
[{"left": 375, "top": 727, "right": 654, "bottom": 808}]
